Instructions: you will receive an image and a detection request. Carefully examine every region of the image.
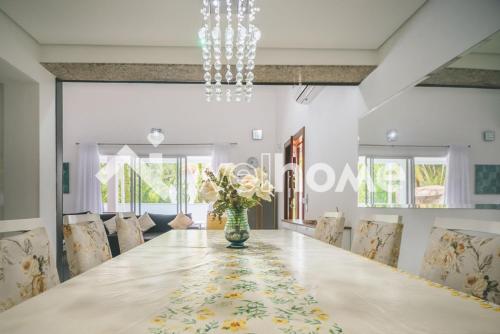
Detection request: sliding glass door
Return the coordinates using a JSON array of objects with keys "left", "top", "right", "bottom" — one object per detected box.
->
[
  {"left": 100, "top": 154, "right": 211, "bottom": 223},
  {"left": 136, "top": 156, "right": 183, "bottom": 215}
]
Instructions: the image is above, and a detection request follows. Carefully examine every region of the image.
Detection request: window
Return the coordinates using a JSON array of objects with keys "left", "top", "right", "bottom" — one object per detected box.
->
[
  {"left": 99, "top": 154, "right": 212, "bottom": 224},
  {"left": 414, "top": 157, "right": 446, "bottom": 206},
  {"left": 358, "top": 156, "right": 446, "bottom": 207}
]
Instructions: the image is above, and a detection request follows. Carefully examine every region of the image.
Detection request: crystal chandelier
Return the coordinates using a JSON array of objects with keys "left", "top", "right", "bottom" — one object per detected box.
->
[{"left": 199, "top": 0, "right": 261, "bottom": 102}]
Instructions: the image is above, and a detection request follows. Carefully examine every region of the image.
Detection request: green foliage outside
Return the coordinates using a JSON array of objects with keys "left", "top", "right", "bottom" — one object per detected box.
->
[
  {"left": 358, "top": 159, "right": 446, "bottom": 206},
  {"left": 415, "top": 164, "right": 446, "bottom": 187},
  {"left": 100, "top": 161, "right": 208, "bottom": 205}
]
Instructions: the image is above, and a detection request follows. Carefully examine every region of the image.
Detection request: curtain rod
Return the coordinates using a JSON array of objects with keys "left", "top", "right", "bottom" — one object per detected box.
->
[
  {"left": 359, "top": 144, "right": 471, "bottom": 148},
  {"left": 75, "top": 142, "right": 238, "bottom": 146}
]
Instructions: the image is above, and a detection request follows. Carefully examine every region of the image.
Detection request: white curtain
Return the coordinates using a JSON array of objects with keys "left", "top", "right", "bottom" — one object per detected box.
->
[
  {"left": 75, "top": 143, "right": 103, "bottom": 213},
  {"left": 211, "top": 144, "right": 231, "bottom": 173},
  {"left": 445, "top": 145, "right": 472, "bottom": 208}
]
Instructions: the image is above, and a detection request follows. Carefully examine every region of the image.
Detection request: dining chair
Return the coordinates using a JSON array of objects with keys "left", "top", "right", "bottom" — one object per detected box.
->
[
  {"left": 63, "top": 213, "right": 112, "bottom": 277},
  {"left": 116, "top": 216, "right": 144, "bottom": 253},
  {"left": 314, "top": 211, "right": 345, "bottom": 247},
  {"left": 351, "top": 214, "right": 403, "bottom": 267},
  {"left": 117, "top": 212, "right": 136, "bottom": 218},
  {"left": 420, "top": 217, "right": 500, "bottom": 304},
  {"left": 206, "top": 212, "right": 227, "bottom": 230},
  {"left": 0, "top": 218, "right": 60, "bottom": 312}
]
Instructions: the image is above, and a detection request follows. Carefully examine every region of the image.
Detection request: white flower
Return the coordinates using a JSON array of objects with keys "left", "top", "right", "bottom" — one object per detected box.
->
[
  {"left": 237, "top": 174, "right": 258, "bottom": 199},
  {"left": 217, "top": 163, "right": 236, "bottom": 178},
  {"left": 256, "top": 180, "right": 274, "bottom": 201},
  {"left": 200, "top": 180, "right": 219, "bottom": 203},
  {"left": 255, "top": 168, "right": 267, "bottom": 181}
]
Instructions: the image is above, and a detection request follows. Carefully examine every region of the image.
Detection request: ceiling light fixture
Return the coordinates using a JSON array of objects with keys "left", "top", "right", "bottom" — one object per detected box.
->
[
  {"left": 147, "top": 128, "right": 165, "bottom": 147},
  {"left": 199, "top": 0, "right": 261, "bottom": 102},
  {"left": 386, "top": 129, "right": 399, "bottom": 142}
]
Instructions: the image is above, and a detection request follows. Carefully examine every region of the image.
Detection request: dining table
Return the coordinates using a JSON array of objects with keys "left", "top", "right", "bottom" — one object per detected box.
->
[{"left": 0, "top": 230, "right": 499, "bottom": 334}]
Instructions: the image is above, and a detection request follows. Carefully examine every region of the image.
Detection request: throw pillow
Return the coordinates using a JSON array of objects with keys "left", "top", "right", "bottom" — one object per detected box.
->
[
  {"left": 103, "top": 216, "right": 117, "bottom": 234},
  {"left": 138, "top": 213, "right": 156, "bottom": 232},
  {"left": 168, "top": 212, "right": 193, "bottom": 230}
]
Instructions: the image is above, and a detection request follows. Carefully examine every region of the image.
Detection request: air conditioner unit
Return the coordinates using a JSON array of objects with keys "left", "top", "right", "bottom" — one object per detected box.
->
[{"left": 294, "top": 85, "right": 323, "bottom": 105}]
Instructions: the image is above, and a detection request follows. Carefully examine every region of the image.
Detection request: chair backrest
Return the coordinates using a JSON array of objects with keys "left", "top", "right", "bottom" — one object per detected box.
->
[
  {"left": 62, "top": 214, "right": 111, "bottom": 277},
  {"left": 314, "top": 212, "right": 345, "bottom": 247},
  {"left": 362, "top": 214, "right": 402, "bottom": 224},
  {"left": 63, "top": 213, "right": 102, "bottom": 225},
  {"left": 421, "top": 217, "right": 500, "bottom": 304},
  {"left": 351, "top": 215, "right": 403, "bottom": 267},
  {"left": 116, "top": 216, "right": 144, "bottom": 253},
  {"left": 434, "top": 217, "right": 500, "bottom": 235},
  {"left": 0, "top": 218, "right": 43, "bottom": 234},
  {"left": 0, "top": 218, "right": 60, "bottom": 312},
  {"left": 117, "top": 212, "right": 136, "bottom": 219},
  {"left": 323, "top": 211, "right": 344, "bottom": 219}
]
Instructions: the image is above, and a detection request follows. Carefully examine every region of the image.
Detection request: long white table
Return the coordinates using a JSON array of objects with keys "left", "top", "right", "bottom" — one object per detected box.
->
[{"left": 0, "top": 230, "right": 498, "bottom": 334}]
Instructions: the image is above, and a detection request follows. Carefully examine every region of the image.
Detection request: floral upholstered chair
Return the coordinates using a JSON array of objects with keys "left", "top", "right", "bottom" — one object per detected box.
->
[
  {"left": 63, "top": 213, "right": 112, "bottom": 277},
  {"left": 420, "top": 218, "right": 500, "bottom": 304},
  {"left": 314, "top": 211, "right": 345, "bottom": 247},
  {"left": 351, "top": 215, "right": 403, "bottom": 267},
  {"left": 116, "top": 216, "right": 144, "bottom": 253},
  {"left": 0, "top": 219, "right": 59, "bottom": 312}
]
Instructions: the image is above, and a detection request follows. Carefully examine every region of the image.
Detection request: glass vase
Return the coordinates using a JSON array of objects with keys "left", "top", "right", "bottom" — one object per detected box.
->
[{"left": 224, "top": 208, "right": 250, "bottom": 248}]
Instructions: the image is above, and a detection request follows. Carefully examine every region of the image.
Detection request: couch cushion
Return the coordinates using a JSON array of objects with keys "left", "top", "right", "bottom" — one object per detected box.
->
[
  {"left": 103, "top": 216, "right": 117, "bottom": 235},
  {"left": 169, "top": 212, "right": 194, "bottom": 230},
  {"left": 138, "top": 213, "right": 156, "bottom": 232}
]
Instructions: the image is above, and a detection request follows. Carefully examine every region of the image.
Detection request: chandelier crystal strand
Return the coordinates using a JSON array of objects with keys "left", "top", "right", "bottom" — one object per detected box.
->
[
  {"left": 212, "top": 0, "right": 222, "bottom": 102},
  {"left": 199, "top": 0, "right": 260, "bottom": 102},
  {"left": 225, "top": 0, "right": 233, "bottom": 102},
  {"left": 200, "top": 0, "right": 212, "bottom": 102},
  {"left": 234, "top": 0, "right": 246, "bottom": 102},
  {"left": 245, "top": 0, "right": 259, "bottom": 102}
]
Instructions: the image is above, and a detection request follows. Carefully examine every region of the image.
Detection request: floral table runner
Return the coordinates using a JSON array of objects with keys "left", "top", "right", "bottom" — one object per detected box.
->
[{"left": 146, "top": 242, "right": 343, "bottom": 334}]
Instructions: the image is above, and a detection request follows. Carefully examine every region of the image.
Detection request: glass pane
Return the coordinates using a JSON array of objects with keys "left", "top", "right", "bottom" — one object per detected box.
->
[
  {"left": 99, "top": 155, "right": 133, "bottom": 213},
  {"left": 357, "top": 156, "right": 367, "bottom": 206},
  {"left": 186, "top": 156, "right": 212, "bottom": 226},
  {"left": 372, "top": 158, "right": 408, "bottom": 206},
  {"left": 138, "top": 157, "right": 178, "bottom": 215},
  {"left": 415, "top": 157, "right": 446, "bottom": 206}
]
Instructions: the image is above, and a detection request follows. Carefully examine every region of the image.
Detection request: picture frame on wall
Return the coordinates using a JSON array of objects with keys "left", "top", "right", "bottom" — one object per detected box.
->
[{"left": 475, "top": 164, "right": 500, "bottom": 194}]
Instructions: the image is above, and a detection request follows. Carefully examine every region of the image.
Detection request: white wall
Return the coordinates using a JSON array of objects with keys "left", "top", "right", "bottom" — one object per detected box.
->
[
  {"left": 360, "top": 87, "right": 500, "bottom": 205},
  {"left": 0, "top": 11, "right": 56, "bottom": 256},
  {"left": 62, "top": 82, "right": 279, "bottom": 213},
  {"left": 2, "top": 82, "right": 39, "bottom": 219},
  {"left": 275, "top": 86, "right": 367, "bottom": 228}
]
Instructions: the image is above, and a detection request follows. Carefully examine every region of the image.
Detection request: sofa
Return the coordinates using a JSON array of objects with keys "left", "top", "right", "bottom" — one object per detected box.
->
[{"left": 100, "top": 213, "right": 189, "bottom": 257}]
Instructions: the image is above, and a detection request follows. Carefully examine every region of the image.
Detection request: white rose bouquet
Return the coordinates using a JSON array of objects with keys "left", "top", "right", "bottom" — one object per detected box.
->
[{"left": 200, "top": 163, "right": 274, "bottom": 218}]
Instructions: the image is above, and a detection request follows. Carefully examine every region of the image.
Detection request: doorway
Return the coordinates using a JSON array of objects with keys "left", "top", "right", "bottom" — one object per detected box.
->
[{"left": 284, "top": 127, "right": 305, "bottom": 220}]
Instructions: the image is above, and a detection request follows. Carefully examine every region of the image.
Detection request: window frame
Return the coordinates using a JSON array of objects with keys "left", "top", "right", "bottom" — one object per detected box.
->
[{"left": 358, "top": 155, "right": 447, "bottom": 208}]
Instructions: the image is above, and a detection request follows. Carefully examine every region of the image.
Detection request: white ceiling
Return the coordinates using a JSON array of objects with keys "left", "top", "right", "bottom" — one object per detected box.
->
[{"left": 0, "top": 0, "right": 425, "bottom": 50}]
